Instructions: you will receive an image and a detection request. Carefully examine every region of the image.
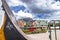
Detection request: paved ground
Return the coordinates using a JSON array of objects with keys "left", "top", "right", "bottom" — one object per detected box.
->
[
  {"left": 27, "top": 32, "right": 50, "bottom": 40},
  {"left": 56, "top": 30, "right": 60, "bottom": 40},
  {"left": 27, "top": 30, "right": 60, "bottom": 40},
  {"left": 51, "top": 30, "right": 60, "bottom": 40}
]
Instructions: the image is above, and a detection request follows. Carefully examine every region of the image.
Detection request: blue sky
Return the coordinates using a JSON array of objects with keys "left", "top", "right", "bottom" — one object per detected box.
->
[
  {"left": 11, "top": 5, "right": 26, "bottom": 13},
  {"left": 5, "top": 0, "right": 60, "bottom": 20}
]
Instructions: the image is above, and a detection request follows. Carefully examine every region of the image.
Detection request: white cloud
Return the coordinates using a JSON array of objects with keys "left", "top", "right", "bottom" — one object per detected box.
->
[
  {"left": 6, "top": 0, "right": 27, "bottom": 7},
  {"left": 0, "top": 0, "right": 2, "bottom": 7},
  {"left": 50, "top": 1, "right": 60, "bottom": 10},
  {"left": 0, "top": 0, "right": 5, "bottom": 13},
  {"left": 12, "top": 10, "right": 34, "bottom": 19},
  {"left": 7, "top": 0, "right": 60, "bottom": 13},
  {"left": 6, "top": 0, "right": 60, "bottom": 20},
  {"left": 0, "top": 0, "right": 5, "bottom": 28},
  {"left": 35, "top": 0, "right": 60, "bottom": 10},
  {"left": 21, "top": 0, "right": 60, "bottom": 13},
  {"left": 49, "top": 11, "right": 60, "bottom": 20}
]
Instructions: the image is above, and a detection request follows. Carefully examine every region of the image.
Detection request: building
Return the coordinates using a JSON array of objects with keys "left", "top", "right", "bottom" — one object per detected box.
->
[
  {"left": 36, "top": 20, "right": 48, "bottom": 29},
  {"left": 32, "top": 20, "right": 38, "bottom": 27},
  {"left": 48, "top": 20, "right": 60, "bottom": 29},
  {"left": 17, "top": 19, "right": 26, "bottom": 27},
  {"left": 48, "top": 20, "right": 60, "bottom": 27}
]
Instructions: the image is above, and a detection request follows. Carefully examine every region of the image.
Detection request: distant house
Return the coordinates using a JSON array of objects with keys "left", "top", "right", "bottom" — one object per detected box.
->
[
  {"left": 17, "top": 19, "right": 26, "bottom": 27},
  {"left": 17, "top": 18, "right": 34, "bottom": 27},
  {"left": 36, "top": 20, "right": 48, "bottom": 29},
  {"left": 23, "top": 18, "right": 33, "bottom": 27},
  {"left": 17, "top": 18, "right": 49, "bottom": 29},
  {"left": 32, "top": 20, "right": 38, "bottom": 27},
  {"left": 48, "top": 20, "right": 60, "bottom": 27},
  {"left": 48, "top": 20, "right": 60, "bottom": 29}
]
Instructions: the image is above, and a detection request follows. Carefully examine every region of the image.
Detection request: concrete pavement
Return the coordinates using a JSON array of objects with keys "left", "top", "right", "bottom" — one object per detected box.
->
[{"left": 27, "top": 30, "right": 60, "bottom": 40}]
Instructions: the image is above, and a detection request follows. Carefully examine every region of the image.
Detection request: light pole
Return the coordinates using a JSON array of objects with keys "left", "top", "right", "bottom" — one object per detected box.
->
[
  {"left": 54, "top": 21, "right": 57, "bottom": 40},
  {"left": 48, "top": 22, "right": 52, "bottom": 40},
  {"left": 59, "top": 21, "right": 60, "bottom": 29}
]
